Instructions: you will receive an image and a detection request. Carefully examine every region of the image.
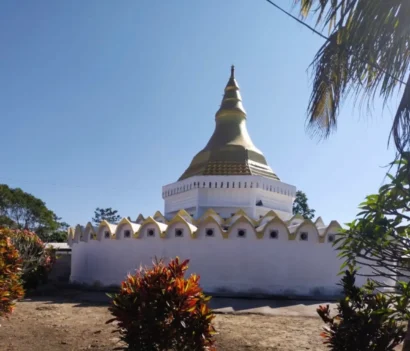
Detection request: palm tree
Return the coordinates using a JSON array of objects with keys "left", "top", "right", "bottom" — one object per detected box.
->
[
  {"left": 294, "top": 1, "right": 410, "bottom": 348},
  {"left": 295, "top": 0, "right": 410, "bottom": 156}
]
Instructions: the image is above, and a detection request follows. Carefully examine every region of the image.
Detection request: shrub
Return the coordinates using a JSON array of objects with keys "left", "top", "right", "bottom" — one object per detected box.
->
[
  {"left": 8, "top": 229, "right": 56, "bottom": 290},
  {"left": 107, "top": 257, "right": 216, "bottom": 351},
  {"left": 317, "top": 270, "right": 405, "bottom": 350},
  {"left": 0, "top": 229, "right": 24, "bottom": 319}
]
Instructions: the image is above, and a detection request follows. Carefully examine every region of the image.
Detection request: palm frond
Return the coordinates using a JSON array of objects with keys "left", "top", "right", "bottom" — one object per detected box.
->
[
  {"left": 390, "top": 74, "right": 410, "bottom": 154},
  {"left": 294, "top": 0, "right": 410, "bottom": 153}
]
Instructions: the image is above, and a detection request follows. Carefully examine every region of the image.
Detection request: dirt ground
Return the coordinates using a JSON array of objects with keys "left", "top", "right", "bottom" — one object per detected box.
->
[
  {"left": 0, "top": 290, "right": 330, "bottom": 351},
  {"left": 0, "top": 298, "right": 327, "bottom": 351}
]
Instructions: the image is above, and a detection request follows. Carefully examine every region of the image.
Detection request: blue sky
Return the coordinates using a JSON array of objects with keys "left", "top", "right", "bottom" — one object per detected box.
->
[{"left": 0, "top": 0, "right": 397, "bottom": 226}]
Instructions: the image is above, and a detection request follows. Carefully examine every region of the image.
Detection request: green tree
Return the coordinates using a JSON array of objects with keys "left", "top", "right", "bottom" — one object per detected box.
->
[
  {"left": 92, "top": 207, "right": 121, "bottom": 225},
  {"left": 0, "top": 184, "right": 59, "bottom": 240},
  {"left": 295, "top": 0, "right": 410, "bottom": 155},
  {"left": 334, "top": 153, "right": 410, "bottom": 348},
  {"left": 292, "top": 190, "right": 316, "bottom": 219},
  {"left": 47, "top": 218, "right": 70, "bottom": 243},
  {"left": 317, "top": 270, "right": 405, "bottom": 350}
]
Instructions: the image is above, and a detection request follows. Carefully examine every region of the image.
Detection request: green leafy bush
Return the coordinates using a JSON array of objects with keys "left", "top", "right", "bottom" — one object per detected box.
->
[
  {"left": 317, "top": 270, "right": 405, "bottom": 350},
  {"left": 9, "top": 229, "right": 56, "bottom": 290},
  {"left": 107, "top": 257, "right": 216, "bottom": 351},
  {"left": 0, "top": 228, "right": 24, "bottom": 319}
]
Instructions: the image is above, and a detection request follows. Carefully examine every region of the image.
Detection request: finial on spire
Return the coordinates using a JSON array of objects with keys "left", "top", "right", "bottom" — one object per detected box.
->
[{"left": 230, "top": 65, "right": 235, "bottom": 78}]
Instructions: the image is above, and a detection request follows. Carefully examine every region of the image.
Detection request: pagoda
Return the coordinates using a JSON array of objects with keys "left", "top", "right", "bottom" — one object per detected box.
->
[{"left": 162, "top": 66, "right": 296, "bottom": 220}]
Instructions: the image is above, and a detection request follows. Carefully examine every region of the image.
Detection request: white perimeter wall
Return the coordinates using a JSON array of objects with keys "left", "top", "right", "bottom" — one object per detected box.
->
[{"left": 70, "top": 222, "right": 394, "bottom": 297}]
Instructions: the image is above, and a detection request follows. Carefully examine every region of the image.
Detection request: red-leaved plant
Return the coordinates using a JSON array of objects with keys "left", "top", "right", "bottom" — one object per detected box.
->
[
  {"left": 107, "top": 257, "right": 216, "bottom": 351},
  {"left": 0, "top": 228, "right": 24, "bottom": 320},
  {"left": 10, "top": 229, "right": 56, "bottom": 290}
]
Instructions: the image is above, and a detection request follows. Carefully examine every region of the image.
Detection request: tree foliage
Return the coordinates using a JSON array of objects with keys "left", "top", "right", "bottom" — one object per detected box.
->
[
  {"left": 9, "top": 229, "right": 56, "bottom": 290},
  {"left": 0, "top": 184, "right": 68, "bottom": 242},
  {"left": 293, "top": 190, "right": 316, "bottom": 219},
  {"left": 329, "top": 153, "right": 410, "bottom": 348},
  {"left": 0, "top": 228, "right": 24, "bottom": 320},
  {"left": 107, "top": 257, "right": 216, "bottom": 351},
  {"left": 317, "top": 270, "right": 405, "bottom": 350},
  {"left": 92, "top": 207, "right": 121, "bottom": 225},
  {"left": 335, "top": 153, "right": 410, "bottom": 288},
  {"left": 296, "top": 0, "right": 410, "bottom": 154}
]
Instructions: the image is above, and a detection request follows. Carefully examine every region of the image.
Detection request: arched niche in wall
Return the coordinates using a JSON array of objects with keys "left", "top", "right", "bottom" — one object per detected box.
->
[
  {"left": 165, "top": 215, "right": 197, "bottom": 239},
  {"left": 83, "top": 222, "right": 97, "bottom": 242},
  {"left": 96, "top": 220, "right": 117, "bottom": 241},
  {"left": 138, "top": 217, "right": 167, "bottom": 239},
  {"left": 260, "top": 217, "right": 290, "bottom": 241},
  {"left": 115, "top": 218, "right": 140, "bottom": 240},
  {"left": 73, "top": 225, "right": 84, "bottom": 243},
  {"left": 294, "top": 220, "right": 321, "bottom": 243},
  {"left": 196, "top": 216, "right": 224, "bottom": 239},
  {"left": 226, "top": 215, "right": 256, "bottom": 240},
  {"left": 321, "top": 221, "right": 342, "bottom": 244}
]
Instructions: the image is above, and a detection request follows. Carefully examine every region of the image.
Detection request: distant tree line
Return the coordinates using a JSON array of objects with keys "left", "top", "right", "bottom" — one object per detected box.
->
[{"left": 0, "top": 184, "right": 69, "bottom": 242}]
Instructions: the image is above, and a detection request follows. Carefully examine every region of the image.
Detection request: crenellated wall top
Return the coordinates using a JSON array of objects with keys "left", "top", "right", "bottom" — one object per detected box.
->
[{"left": 67, "top": 208, "right": 342, "bottom": 245}]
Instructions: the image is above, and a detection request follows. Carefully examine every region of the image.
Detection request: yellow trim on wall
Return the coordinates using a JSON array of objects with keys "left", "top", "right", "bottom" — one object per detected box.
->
[
  {"left": 320, "top": 220, "right": 342, "bottom": 243},
  {"left": 259, "top": 216, "right": 291, "bottom": 240},
  {"left": 74, "top": 225, "right": 84, "bottom": 242},
  {"left": 116, "top": 218, "right": 140, "bottom": 238},
  {"left": 153, "top": 211, "right": 167, "bottom": 223},
  {"left": 84, "top": 222, "right": 97, "bottom": 241},
  {"left": 175, "top": 209, "right": 193, "bottom": 222},
  {"left": 225, "top": 215, "right": 255, "bottom": 239},
  {"left": 197, "top": 209, "right": 219, "bottom": 223},
  {"left": 136, "top": 214, "right": 145, "bottom": 224},
  {"left": 97, "top": 220, "right": 117, "bottom": 240},
  {"left": 198, "top": 215, "right": 224, "bottom": 238},
  {"left": 138, "top": 217, "right": 167, "bottom": 239},
  {"left": 287, "top": 214, "right": 306, "bottom": 225},
  {"left": 166, "top": 214, "right": 197, "bottom": 239},
  {"left": 293, "top": 219, "right": 321, "bottom": 241}
]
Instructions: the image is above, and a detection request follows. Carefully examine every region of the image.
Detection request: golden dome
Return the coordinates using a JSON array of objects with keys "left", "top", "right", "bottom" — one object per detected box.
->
[{"left": 178, "top": 66, "right": 279, "bottom": 181}]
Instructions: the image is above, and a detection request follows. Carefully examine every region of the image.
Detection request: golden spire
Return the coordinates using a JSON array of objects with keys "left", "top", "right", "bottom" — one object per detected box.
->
[
  {"left": 178, "top": 66, "right": 279, "bottom": 181},
  {"left": 215, "top": 65, "right": 247, "bottom": 119}
]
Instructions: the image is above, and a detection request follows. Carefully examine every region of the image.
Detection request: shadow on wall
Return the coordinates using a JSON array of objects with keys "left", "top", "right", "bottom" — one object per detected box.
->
[{"left": 48, "top": 253, "right": 71, "bottom": 283}]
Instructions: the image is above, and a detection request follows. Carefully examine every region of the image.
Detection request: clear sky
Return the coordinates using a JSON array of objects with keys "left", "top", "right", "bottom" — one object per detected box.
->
[{"left": 0, "top": 0, "right": 397, "bottom": 227}]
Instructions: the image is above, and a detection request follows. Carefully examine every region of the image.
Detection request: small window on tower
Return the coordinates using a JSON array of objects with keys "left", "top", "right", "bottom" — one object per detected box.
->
[
  {"left": 328, "top": 234, "right": 335, "bottom": 243},
  {"left": 227, "top": 182, "right": 229, "bottom": 188},
  {"left": 221, "top": 182, "right": 223, "bottom": 188},
  {"left": 270, "top": 230, "right": 278, "bottom": 239},
  {"left": 104, "top": 231, "right": 110, "bottom": 239},
  {"left": 175, "top": 228, "right": 183, "bottom": 237},
  {"left": 124, "top": 230, "right": 131, "bottom": 238},
  {"left": 209, "top": 182, "right": 212, "bottom": 188},
  {"left": 147, "top": 229, "right": 155, "bottom": 237}
]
